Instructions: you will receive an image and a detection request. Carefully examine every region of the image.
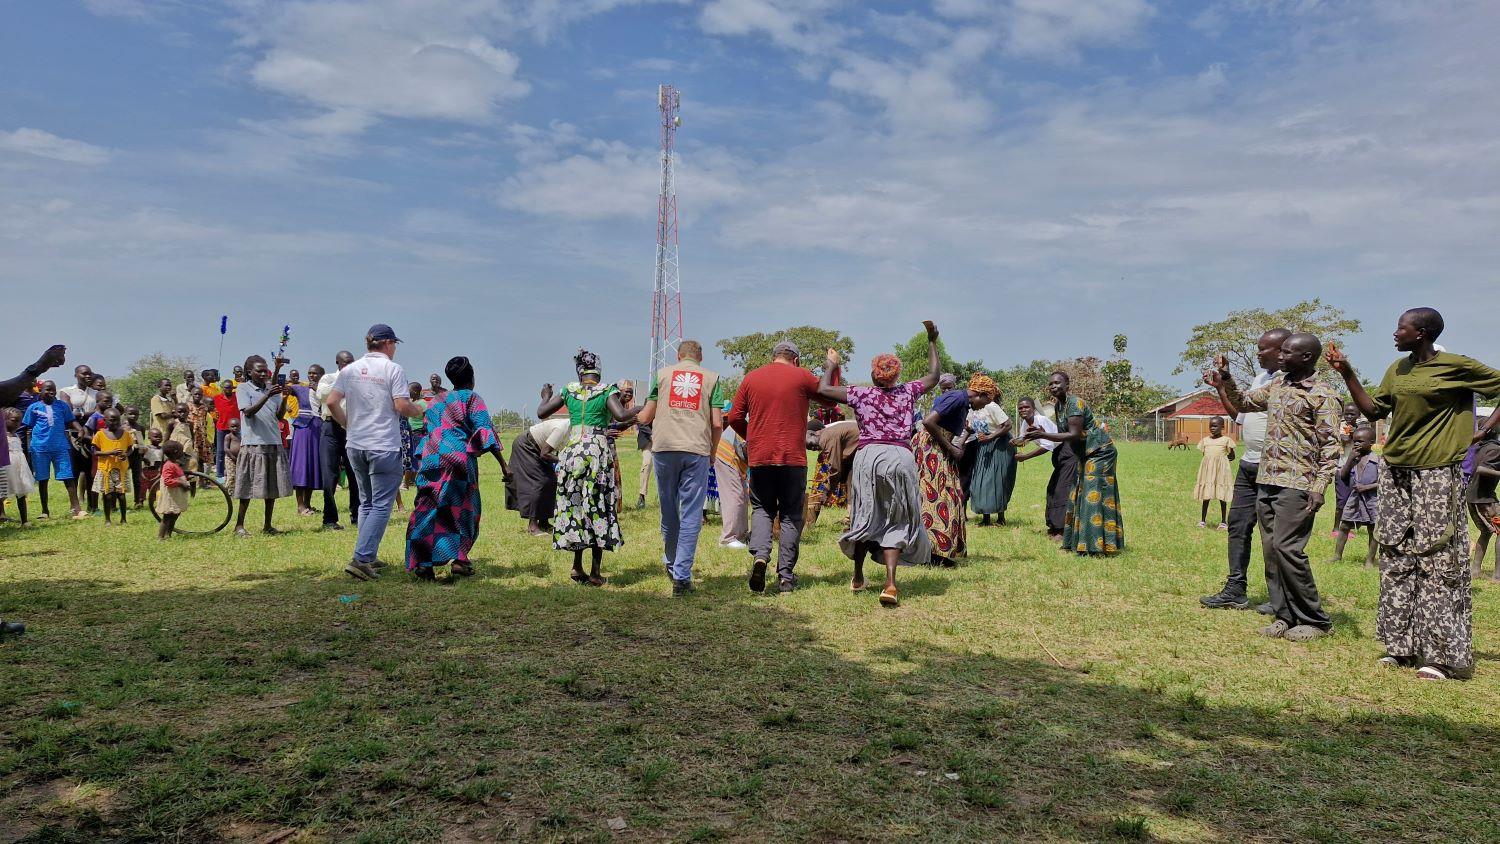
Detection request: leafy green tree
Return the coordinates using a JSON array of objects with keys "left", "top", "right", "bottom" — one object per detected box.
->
[
  {"left": 1098, "top": 335, "right": 1176, "bottom": 418},
  {"left": 490, "top": 408, "right": 532, "bottom": 431},
  {"left": 892, "top": 331, "right": 960, "bottom": 384},
  {"left": 1176, "top": 299, "right": 1361, "bottom": 386},
  {"left": 716, "top": 326, "right": 854, "bottom": 374},
  {"left": 111, "top": 352, "right": 199, "bottom": 413}
]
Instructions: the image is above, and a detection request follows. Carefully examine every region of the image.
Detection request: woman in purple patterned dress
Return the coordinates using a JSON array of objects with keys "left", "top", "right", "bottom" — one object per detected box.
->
[{"left": 815, "top": 321, "right": 942, "bottom": 607}]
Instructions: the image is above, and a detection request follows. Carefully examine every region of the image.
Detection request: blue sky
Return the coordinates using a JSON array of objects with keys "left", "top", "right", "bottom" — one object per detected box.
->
[{"left": 3, "top": 0, "right": 1498, "bottom": 412}]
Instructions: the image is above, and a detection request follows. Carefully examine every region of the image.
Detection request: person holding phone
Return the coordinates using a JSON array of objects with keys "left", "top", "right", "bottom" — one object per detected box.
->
[{"left": 233, "top": 354, "right": 292, "bottom": 537}]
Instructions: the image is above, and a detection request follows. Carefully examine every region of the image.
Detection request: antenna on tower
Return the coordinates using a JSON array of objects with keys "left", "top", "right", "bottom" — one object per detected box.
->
[{"left": 648, "top": 84, "right": 683, "bottom": 389}]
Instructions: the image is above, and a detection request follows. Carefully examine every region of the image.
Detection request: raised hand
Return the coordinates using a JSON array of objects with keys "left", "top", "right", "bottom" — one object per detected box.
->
[
  {"left": 1202, "top": 368, "right": 1223, "bottom": 388},
  {"left": 1325, "top": 342, "right": 1351, "bottom": 377},
  {"left": 38, "top": 345, "right": 67, "bottom": 370},
  {"left": 540, "top": 383, "right": 554, "bottom": 401},
  {"left": 1213, "top": 354, "right": 1229, "bottom": 374},
  {"left": 825, "top": 348, "right": 842, "bottom": 369},
  {"left": 923, "top": 320, "right": 939, "bottom": 340}
]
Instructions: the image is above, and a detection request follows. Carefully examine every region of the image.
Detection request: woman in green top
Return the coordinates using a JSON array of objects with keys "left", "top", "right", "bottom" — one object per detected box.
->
[
  {"left": 1329, "top": 307, "right": 1500, "bottom": 680},
  {"left": 536, "top": 349, "right": 640, "bottom": 586},
  {"left": 1022, "top": 371, "right": 1125, "bottom": 556}
]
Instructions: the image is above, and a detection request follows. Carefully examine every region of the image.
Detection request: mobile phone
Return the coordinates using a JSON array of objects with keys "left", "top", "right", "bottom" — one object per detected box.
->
[{"left": 275, "top": 373, "right": 287, "bottom": 387}]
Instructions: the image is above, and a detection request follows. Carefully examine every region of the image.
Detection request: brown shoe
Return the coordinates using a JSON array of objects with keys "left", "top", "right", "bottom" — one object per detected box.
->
[{"left": 1258, "top": 619, "right": 1289, "bottom": 638}]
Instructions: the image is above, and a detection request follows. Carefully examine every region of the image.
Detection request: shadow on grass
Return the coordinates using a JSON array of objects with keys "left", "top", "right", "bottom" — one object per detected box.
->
[{"left": 2, "top": 575, "right": 1495, "bottom": 843}]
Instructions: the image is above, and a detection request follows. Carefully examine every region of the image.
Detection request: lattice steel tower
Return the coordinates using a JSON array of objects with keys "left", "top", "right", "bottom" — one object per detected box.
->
[{"left": 648, "top": 84, "right": 683, "bottom": 381}]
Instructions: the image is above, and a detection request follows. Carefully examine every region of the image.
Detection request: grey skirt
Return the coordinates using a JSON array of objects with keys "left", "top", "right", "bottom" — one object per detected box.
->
[
  {"left": 234, "top": 444, "right": 292, "bottom": 500},
  {"left": 839, "top": 444, "right": 932, "bottom": 565}
]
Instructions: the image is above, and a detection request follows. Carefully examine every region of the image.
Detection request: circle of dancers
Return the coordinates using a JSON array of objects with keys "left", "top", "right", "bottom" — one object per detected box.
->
[{"left": 3, "top": 308, "right": 1498, "bottom": 684}]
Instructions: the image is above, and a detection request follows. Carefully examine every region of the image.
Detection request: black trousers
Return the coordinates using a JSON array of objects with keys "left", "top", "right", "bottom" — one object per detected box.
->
[
  {"left": 1257, "top": 484, "right": 1332, "bottom": 630},
  {"left": 1223, "top": 460, "right": 1260, "bottom": 595},
  {"left": 748, "top": 465, "right": 807, "bottom": 584},
  {"left": 320, "top": 419, "right": 359, "bottom": 525},
  {"left": 1045, "top": 447, "right": 1078, "bottom": 533}
]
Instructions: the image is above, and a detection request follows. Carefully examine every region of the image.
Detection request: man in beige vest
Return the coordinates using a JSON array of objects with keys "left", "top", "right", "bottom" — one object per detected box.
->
[{"left": 637, "top": 340, "right": 725, "bottom": 595}]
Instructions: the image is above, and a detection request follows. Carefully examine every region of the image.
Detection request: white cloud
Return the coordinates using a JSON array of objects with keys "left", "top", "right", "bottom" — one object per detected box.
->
[
  {"left": 0, "top": 128, "right": 113, "bottom": 165},
  {"left": 936, "top": 0, "right": 1155, "bottom": 60},
  {"left": 827, "top": 29, "right": 995, "bottom": 136},
  {"left": 698, "top": 0, "right": 845, "bottom": 53}
]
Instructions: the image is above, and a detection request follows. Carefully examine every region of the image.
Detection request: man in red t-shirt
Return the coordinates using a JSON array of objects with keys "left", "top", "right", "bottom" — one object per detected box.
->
[
  {"left": 727, "top": 341, "right": 821, "bottom": 593},
  {"left": 211, "top": 380, "right": 240, "bottom": 481}
]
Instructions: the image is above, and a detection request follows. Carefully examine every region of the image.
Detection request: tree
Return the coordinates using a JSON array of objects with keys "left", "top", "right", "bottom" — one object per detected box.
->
[
  {"left": 1098, "top": 335, "right": 1176, "bottom": 419},
  {"left": 1176, "top": 299, "right": 1361, "bottom": 386},
  {"left": 892, "top": 331, "right": 960, "bottom": 385},
  {"left": 490, "top": 408, "right": 532, "bottom": 431},
  {"left": 716, "top": 326, "right": 855, "bottom": 375},
  {"left": 111, "top": 352, "right": 199, "bottom": 413}
]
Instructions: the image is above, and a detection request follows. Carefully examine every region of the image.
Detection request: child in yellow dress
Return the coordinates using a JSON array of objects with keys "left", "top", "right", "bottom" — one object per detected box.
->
[
  {"left": 1193, "top": 416, "right": 1236, "bottom": 529},
  {"left": 91, "top": 409, "right": 135, "bottom": 525}
]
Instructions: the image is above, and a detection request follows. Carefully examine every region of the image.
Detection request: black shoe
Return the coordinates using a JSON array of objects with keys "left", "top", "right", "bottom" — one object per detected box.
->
[
  {"left": 777, "top": 580, "right": 795, "bottom": 594},
  {"left": 1255, "top": 601, "right": 1274, "bottom": 615},
  {"left": 672, "top": 579, "right": 694, "bottom": 596},
  {"left": 0, "top": 619, "right": 24, "bottom": 640},
  {"left": 412, "top": 566, "right": 436, "bottom": 582},
  {"left": 370, "top": 559, "right": 389, "bottom": 569},
  {"left": 320, "top": 522, "right": 345, "bottom": 531},
  {"left": 1199, "top": 590, "right": 1250, "bottom": 610},
  {"left": 749, "top": 559, "right": 767, "bottom": 593}
]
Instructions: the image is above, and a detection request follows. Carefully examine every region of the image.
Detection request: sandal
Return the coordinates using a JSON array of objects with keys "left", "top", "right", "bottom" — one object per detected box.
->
[
  {"left": 879, "top": 586, "right": 899, "bottom": 607},
  {"left": 451, "top": 561, "right": 474, "bottom": 578},
  {"left": 587, "top": 576, "right": 606, "bottom": 588},
  {"left": 851, "top": 579, "right": 867, "bottom": 592},
  {"left": 569, "top": 571, "right": 590, "bottom": 584}
]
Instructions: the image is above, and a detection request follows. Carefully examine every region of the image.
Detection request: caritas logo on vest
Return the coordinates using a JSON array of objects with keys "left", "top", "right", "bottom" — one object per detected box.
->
[{"left": 668, "top": 370, "right": 703, "bottom": 411}]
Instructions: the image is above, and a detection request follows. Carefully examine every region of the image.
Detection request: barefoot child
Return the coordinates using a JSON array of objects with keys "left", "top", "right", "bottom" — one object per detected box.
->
[
  {"left": 223, "top": 417, "right": 241, "bottom": 498},
  {"left": 1193, "top": 417, "right": 1236, "bottom": 529},
  {"left": 0, "top": 409, "right": 37, "bottom": 525},
  {"left": 91, "top": 409, "right": 135, "bottom": 524},
  {"left": 1466, "top": 426, "right": 1500, "bottom": 580},
  {"left": 140, "top": 428, "right": 164, "bottom": 512},
  {"left": 157, "top": 440, "right": 191, "bottom": 539},
  {"left": 1332, "top": 425, "right": 1379, "bottom": 567}
]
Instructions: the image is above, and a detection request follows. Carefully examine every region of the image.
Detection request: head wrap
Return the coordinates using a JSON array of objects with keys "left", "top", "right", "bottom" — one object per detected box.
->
[
  {"left": 445, "top": 356, "right": 475, "bottom": 390},
  {"left": 574, "top": 348, "right": 601, "bottom": 379},
  {"left": 968, "top": 373, "right": 998, "bottom": 399},
  {"left": 938, "top": 373, "right": 958, "bottom": 390},
  {"left": 870, "top": 354, "right": 902, "bottom": 388}
]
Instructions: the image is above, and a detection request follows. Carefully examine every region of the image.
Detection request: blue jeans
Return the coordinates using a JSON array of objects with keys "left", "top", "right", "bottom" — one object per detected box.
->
[
  {"left": 654, "top": 452, "right": 711, "bottom": 582},
  {"left": 347, "top": 448, "right": 403, "bottom": 564}
]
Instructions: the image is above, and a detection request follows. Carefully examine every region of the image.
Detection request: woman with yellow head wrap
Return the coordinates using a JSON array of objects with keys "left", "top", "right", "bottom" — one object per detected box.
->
[{"left": 965, "top": 374, "right": 1017, "bottom": 526}]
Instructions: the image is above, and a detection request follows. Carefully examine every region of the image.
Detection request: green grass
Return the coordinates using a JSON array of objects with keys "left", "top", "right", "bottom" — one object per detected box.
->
[{"left": 2, "top": 440, "right": 1498, "bottom": 842}]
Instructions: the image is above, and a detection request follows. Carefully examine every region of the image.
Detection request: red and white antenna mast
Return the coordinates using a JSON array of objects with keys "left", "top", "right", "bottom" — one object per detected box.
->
[{"left": 648, "top": 84, "right": 683, "bottom": 381}]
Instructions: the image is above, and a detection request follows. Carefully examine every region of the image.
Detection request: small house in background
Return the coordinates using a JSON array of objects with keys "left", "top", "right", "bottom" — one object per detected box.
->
[{"left": 1142, "top": 389, "right": 1241, "bottom": 443}]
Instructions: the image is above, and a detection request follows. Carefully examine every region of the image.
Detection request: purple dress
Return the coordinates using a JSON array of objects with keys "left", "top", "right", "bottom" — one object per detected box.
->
[{"left": 287, "top": 385, "right": 322, "bottom": 489}]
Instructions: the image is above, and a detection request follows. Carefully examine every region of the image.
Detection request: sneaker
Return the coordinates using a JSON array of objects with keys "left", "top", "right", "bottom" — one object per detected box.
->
[
  {"left": 672, "top": 579, "right": 694, "bottom": 596},
  {"left": 1284, "top": 624, "right": 1328, "bottom": 642},
  {"left": 370, "top": 559, "right": 389, "bottom": 569},
  {"left": 777, "top": 579, "right": 795, "bottom": 594},
  {"left": 1258, "top": 619, "right": 1290, "bottom": 638},
  {"left": 1254, "top": 602, "right": 1274, "bottom": 615},
  {"left": 0, "top": 619, "right": 24, "bottom": 640},
  {"left": 1199, "top": 590, "right": 1250, "bottom": 610},
  {"left": 749, "top": 558, "right": 767, "bottom": 593},
  {"left": 721, "top": 539, "right": 748, "bottom": 550},
  {"left": 1416, "top": 665, "right": 1451, "bottom": 681},
  {"left": 37, "top": 513, "right": 49, "bottom": 520},
  {"left": 345, "top": 561, "right": 379, "bottom": 582},
  {"left": 1377, "top": 655, "right": 1404, "bottom": 669}
]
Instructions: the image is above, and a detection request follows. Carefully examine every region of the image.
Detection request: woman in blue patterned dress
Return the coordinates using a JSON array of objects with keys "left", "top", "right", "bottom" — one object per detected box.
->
[
  {"left": 536, "top": 349, "right": 640, "bottom": 586},
  {"left": 405, "top": 357, "right": 508, "bottom": 579}
]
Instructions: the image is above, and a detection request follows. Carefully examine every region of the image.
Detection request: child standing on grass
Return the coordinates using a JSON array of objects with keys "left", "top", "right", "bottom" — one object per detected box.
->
[
  {"left": 223, "top": 416, "right": 241, "bottom": 498},
  {"left": 1466, "top": 426, "right": 1500, "bottom": 580},
  {"left": 1193, "top": 417, "right": 1236, "bottom": 529},
  {"left": 91, "top": 409, "right": 134, "bottom": 525},
  {"left": 157, "top": 440, "right": 190, "bottom": 539},
  {"left": 140, "top": 428, "right": 164, "bottom": 512},
  {"left": 0, "top": 408, "right": 37, "bottom": 525},
  {"left": 1332, "top": 425, "right": 1380, "bottom": 567}
]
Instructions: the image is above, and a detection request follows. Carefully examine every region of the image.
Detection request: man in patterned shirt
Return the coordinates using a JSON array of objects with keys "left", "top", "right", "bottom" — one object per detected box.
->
[{"left": 1207, "top": 332, "right": 1341, "bottom": 641}]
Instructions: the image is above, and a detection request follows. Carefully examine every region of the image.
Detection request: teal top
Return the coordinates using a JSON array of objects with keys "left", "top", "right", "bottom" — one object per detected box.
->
[
  {"left": 1060, "top": 394, "right": 1113, "bottom": 456},
  {"left": 563, "top": 382, "right": 619, "bottom": 428}
]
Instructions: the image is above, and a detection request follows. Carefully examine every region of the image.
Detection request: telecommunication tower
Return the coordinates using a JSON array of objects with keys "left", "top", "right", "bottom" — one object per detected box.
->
[{"left": 648, "top": 84, "right": 683, "bottom": 382}]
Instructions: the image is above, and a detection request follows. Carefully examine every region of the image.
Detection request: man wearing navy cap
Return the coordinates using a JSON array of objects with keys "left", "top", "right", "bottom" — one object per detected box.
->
[{"left": 325, "top": 324, "right": 424, "bottom": 581}]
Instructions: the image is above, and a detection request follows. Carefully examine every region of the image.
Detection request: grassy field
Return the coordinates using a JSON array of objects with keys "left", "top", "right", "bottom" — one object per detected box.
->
[{"left": 2, "top": 440, "right": 1498, "bottom": 843}]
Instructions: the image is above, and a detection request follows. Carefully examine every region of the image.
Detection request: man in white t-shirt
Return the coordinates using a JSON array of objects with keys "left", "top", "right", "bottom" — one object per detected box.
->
[
  {"left": 1200, "top": 328, "right": 1290, "bottom": 610},
  {"left": 317, "top": 350, "right": 359, "bottom": 530},
  {"left": 325, "top": 325, "right": 423, "bottom": 581}
]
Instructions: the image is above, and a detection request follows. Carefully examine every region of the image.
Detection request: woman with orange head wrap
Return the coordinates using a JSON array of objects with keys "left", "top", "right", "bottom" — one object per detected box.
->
[{"left": 813, "top": 321, "right": 944, "bottom": 607}]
